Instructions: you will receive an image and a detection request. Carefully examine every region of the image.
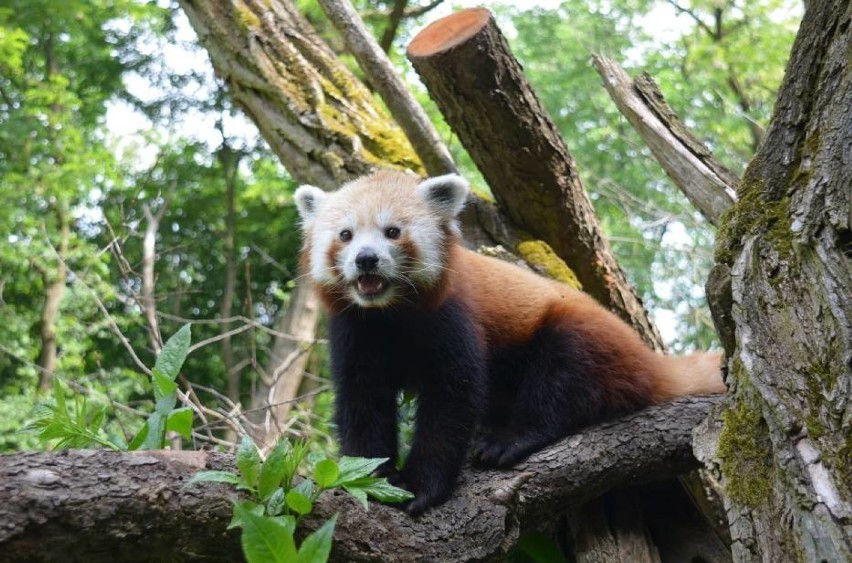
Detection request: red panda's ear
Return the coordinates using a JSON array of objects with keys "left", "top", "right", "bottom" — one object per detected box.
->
[
  {"left": 294, "top": 185, "right": 327, "bottom": 227},
  {"left": 416, "top": 174, "right": 470, "bottom": 219}
]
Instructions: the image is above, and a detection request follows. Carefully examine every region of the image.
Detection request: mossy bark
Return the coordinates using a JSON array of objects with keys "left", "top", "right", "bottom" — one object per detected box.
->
[{"left": 701, "top": 1, "right": 851, "bottom": 560}]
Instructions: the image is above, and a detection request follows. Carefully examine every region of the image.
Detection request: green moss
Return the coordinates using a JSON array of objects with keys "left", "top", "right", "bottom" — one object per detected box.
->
[
  {"left": 235, "top": 4, "right": 260, "bottom": 31},
  {"left": 803, "top": 362, "right": 831, "bottom": 439},
  {"left": 717, "top": 363, "right": 773, "bottom": 507},
  {"left": 471, "top": 184, "right": 495, "bottom": 203},
  {"left": 361, "top": 124, "right": 423, "bottom": 173},
  {"left": 715, "top": 178, "right": 793, "bottom": 265},
  {"left": 516, "top": 239, "right": 582, "bottom": 289}
]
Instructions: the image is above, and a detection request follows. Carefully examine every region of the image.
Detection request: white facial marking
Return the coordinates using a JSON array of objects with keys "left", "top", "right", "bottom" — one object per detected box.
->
[{"left": 300, "top": 172, "right": 470, "bottom": 308}]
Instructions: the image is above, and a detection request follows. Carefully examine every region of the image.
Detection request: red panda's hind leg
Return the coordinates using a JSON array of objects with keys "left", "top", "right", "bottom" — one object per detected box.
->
[{"left": 473, "top": 321, "right": 652, "bottom": 468}]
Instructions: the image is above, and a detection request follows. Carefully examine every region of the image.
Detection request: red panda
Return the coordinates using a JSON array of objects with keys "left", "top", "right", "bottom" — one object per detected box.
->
[{"left": 294, "top": 170, "right": 725, "bottom": 516}]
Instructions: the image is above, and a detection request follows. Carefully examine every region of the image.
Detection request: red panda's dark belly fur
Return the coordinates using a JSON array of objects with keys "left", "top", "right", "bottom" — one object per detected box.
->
[{"left": 326, "top": 292, "right": 656, "bottom": 515}]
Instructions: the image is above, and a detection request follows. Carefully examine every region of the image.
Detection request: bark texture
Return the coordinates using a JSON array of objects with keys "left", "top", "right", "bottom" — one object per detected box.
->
[
  {"left": 701, "top": 1, "right": 852, "bottom": 560},
  {"left": 408, "top": 9, "right": 664, "bottom": 350},
  {"left": 592, "top": 55, "right": 737, "bottom": 227},
  {"left": 35, "top": 205, "right": 69, "bottom": 392},
  {"left": 0, "top": 397, "right": 719, "bottom": 562},
  {"left": 317, "top": 0, "right": 456, "bottom": 176}
]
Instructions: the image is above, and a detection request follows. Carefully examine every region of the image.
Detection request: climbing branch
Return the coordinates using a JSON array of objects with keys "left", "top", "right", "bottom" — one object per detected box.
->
[{"left": 0, "top": 397, "right": 720, "bottom": 562}]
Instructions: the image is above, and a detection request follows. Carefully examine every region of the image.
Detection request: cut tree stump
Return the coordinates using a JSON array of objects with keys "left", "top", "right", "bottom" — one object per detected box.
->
[{"left": 407, "top": 8, "right": 664, "bottom": 350}]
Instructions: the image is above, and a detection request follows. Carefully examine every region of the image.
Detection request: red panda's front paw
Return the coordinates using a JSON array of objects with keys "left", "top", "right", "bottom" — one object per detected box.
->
[
  {"left": 471, "top": 434, "right": 529, "bottom": 468},
  {"left": 372, "top": 462, "right": 405, "bottom": 486},
  {"left": 403, "top": 488, "right": 450, "bottom": 517},
  {"left": 398, "top": 468, "right": 453, "bottom": 517}
]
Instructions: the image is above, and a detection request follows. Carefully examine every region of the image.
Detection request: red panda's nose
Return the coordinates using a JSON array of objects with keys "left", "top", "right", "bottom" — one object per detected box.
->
[{"left": 355, "top": 249, "right": 379, "bottom": 272}]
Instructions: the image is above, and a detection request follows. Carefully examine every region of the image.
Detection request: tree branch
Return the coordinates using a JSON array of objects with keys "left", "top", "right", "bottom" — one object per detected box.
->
[
  {"left": 0, "top": 397, "right": 720, "bottom": 562},
  {"left": 591, "top": 55, "right": 737, "bottom": 226},
  {"left": 408, "top": 8, "right": 664, "bottom": 349},
  {"left": 317, "top": 0, "right": 456, "bottom": 176}
]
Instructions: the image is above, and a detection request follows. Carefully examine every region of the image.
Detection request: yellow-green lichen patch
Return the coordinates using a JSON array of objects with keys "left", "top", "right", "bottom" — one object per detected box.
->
[
  {"left": 715, "top": 177, "right": 793, "bottom": 265},
  {"left": 361, "top": 123, "right": 423, "bottom": 173},
  {"left": 516, "top": 239, "right": 582, "bottom": 289},
  {"left": 717, "top": 391, "right": 774, "bottom": 507},
  {"left": 235, "top": 3, "right": 261, "bottom": 31}
]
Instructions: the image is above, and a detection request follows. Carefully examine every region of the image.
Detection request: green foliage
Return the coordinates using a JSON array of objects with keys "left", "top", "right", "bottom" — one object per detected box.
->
[
  {"left": 25, "top": 379, "right": 120, "bottom": 450},
  {"left": 136, "top": 325, "right": 193, "bottom": 450},
  {"left": 188, "top": 438, "right": 413, "bottom": 563},
  {"left": 500, "top": 0, "right": 799, "bottom": 351},
  {"left": 509, "top": 530, "right": 569, "bottom": 563},
  {"left": 28, "top": 325, "right": 193, "bottom": 451}
]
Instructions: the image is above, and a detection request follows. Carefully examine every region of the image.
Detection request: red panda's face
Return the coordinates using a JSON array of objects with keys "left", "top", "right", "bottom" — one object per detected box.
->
[{"left": 294, "top": 171, "right": 469, "bottom": 308}]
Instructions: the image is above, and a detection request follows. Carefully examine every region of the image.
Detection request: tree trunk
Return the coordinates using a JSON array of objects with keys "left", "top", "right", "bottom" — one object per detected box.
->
[
  {"left": 0, "top": 397, "right": 720, "bottom": 562},
  {"left": 700, "top": 0, "right": 852, "bottom": 560},
  {"left": 141, "top": 201, "right": 167, "bottom": 355},
  {"left": 36, "top": 204, "right": 69, "bottom": 393},
  {"left": 217, "top": 144, "right": 241, "bottom": 405},
  {"left": 407, "top": 9, "right": 664, "bottom": 349}
]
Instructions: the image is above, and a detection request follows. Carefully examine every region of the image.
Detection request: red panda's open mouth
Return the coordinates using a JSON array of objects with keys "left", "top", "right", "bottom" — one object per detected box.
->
[{"left": 355, "top": 274, "right": 387, "bottom": 298}]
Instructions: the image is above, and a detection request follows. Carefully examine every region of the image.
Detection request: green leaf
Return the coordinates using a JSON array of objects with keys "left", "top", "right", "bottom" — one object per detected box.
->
[
  {"left": 285, "top": 490, "right": 313, "bottom": 516},
  {"left": 313, "top": 459, "right": 339, "bottom": 489},
  {"left": 258, "top": 439, "right": 291, "bottom": 500},
  {"left": 186, "top": 470, "right": 242, "bottom": 487},
  {"left": 127, "top": 420, "right": 149, "bottom": 451},
  {"left": 266, "top": 488, "right": 286, "bottom": 517},
  {"left": 333, "top": 457, "right": 388, "bottom": 486},
  {"left": 166, "top": 407, "right": 193, "bottom": 439},
  {"left": 345, "top": 486, "right": 369, "bottom": 510},
  {"left": 296, "top": 514, "right": 337, "bottom": 563},
  {"left": 140, "top": 411, "right": 166, "bottom": 450},
  {"left": 152, "top": 369, "right": 178, "bottom": 401},
  {"left": 343, "top": 477, "right": 414, "bottom": 504},
  {"left": 237, "top": 435, "right": 261, "bottom": 489},
  {"left": 271, "top": 515, "right": 297, "bottom": 535},
  {"left": 228, "top": 501, "right": 264, "bottom": 530},
  {"left": 293, "top": 478, "right": 314, "bottom": 500},
  {"left": 154, "top": 324, "right": 191, "bottom": 381},
  {"left": 235, "top": 502, "right": 297, "bottom": 563}
]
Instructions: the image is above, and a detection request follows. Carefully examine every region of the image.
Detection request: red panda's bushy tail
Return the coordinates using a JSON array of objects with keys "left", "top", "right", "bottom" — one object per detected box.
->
[{"left": 652, "top": 351, "right": 726, "bottom": 402}]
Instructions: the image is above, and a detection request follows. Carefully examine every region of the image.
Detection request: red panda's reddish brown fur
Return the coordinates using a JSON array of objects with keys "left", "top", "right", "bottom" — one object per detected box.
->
[
  {"left": 441, "top": 244, "right": 725, "bottom": 404},
  {"left": 294, "top": 170, "right": 725, "bottom": 515}
]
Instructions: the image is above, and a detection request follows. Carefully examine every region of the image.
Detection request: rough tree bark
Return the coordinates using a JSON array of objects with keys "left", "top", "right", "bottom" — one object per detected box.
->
[
  {"left": 0, "top": 397, "right": 720, "bottom": 562},
  {"left": 407, "top": 9, "right": 664, "bottom": 349},
  {"left": 317, "top": 0, "right": 455, "bottom": 176},
  {"left": 35, "top": 204, "right": 69, "bottom": 392},
  {"left": 592, "top": 55, "right": 738, "bottom": 227},
  {"left": 698, "top": 0, "right": 851, "bottom": 560}
]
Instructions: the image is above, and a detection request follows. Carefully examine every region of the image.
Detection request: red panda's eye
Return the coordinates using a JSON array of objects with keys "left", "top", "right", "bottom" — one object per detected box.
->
[
  {"left": 339, "top": 229, "right": 352, "bottom": 242},
  {"left": 385, "top": 227, "right": 401, "bottom": 240}
]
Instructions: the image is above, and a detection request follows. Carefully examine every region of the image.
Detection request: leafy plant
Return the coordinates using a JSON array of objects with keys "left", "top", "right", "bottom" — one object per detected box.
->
[
  {"left": 129, "top": 324, "right": 194, "bottom": 450},
  {"left": 188, "top": 436, "right": 413, "bottom": 563},
  {"left": 28, "top": 324, "right": 194, "bottom": 451},
  {"left": 26, "top": 379, "right": 120, "bottom": 450}
]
